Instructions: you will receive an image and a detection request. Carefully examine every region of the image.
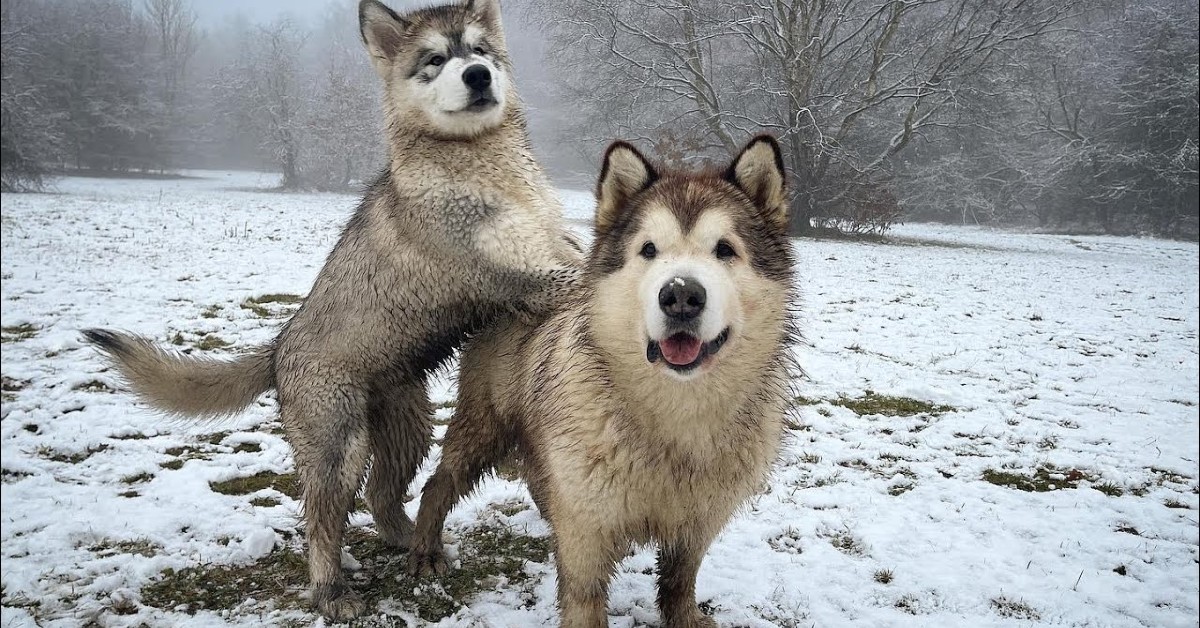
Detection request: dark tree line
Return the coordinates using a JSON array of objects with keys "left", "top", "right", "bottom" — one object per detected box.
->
[
  {"left": 3, "top": 0, "right": 1196, "bottom": 238},
  {"left": 1, "top": 0, "right": 383, "bottom": 192}
]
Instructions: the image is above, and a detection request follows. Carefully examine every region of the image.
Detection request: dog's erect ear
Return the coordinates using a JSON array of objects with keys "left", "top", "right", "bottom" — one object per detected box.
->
[
  {"left": 595, "top": 141, "right": 657, "bottom": 234},
  {"left": 359, "top": 0, "right": 409, "bottom": 78},
  {"left": 725, "top": 134, "right": 788, "bottom": 229},
  {"left": 464, "top": 0, "right": 501, "bottom": 25}
]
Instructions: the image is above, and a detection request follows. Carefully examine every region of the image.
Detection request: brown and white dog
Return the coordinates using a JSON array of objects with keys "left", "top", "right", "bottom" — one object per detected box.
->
[{"left": 410, "top": 135, "right": 798, "bottom": 627}]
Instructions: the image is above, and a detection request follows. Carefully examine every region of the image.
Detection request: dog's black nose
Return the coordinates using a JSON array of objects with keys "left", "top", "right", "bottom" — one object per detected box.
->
[
  {"left": 658, "top": 277, "right": 706, "bottom": 321},
  {"left": 462, "top": 64, "right": 491, "bottom": 91}
]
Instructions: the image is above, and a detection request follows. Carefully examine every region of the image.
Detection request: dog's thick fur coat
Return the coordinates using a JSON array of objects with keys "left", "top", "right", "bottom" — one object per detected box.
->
[
  {"left": 83, "top": 0, "right": 579, "bottom": 620},
  {"left": 409, "top": 136, "right": 797, "bottom": 627}
]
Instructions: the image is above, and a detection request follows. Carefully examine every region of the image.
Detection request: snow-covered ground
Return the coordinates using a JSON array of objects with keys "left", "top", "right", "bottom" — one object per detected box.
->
[{"left": 2, "top": 172, "right": 1197, "bottom": 628}]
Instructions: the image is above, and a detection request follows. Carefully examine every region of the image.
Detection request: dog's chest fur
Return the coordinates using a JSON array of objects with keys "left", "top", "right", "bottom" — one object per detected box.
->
[{"left": 515, "top": 321, "right": 785, "bottom": 544}]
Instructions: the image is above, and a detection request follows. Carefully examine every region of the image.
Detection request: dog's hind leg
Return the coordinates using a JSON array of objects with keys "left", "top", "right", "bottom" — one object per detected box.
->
[
  {"left": 283, "top": 382, "right": 373, "bottom": 622},
  {"left": 365, "top": 378, "right": 433, "bottom": 549},
  {"left": 407, "top": 389, "right": 513, "bottom": 576}
]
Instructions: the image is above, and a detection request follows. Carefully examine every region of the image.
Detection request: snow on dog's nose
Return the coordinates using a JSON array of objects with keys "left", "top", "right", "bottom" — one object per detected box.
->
[{"left": 658, "top": 276, "right": 706, "bottom": 321}]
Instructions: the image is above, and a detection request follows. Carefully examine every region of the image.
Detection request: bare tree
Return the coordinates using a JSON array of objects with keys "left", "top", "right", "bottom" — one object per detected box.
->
[
  {"left": 214, "top": 19, "right": 308, "bottom": 189},
  {"left": 534, "top": 0, "right": 1077, "bottom": 234},
  {"left": 143, "top": 0, "right": 198, "bottom": 168},
  {"left": 1, "top": 0, "right": 61, "bottom": 190}
]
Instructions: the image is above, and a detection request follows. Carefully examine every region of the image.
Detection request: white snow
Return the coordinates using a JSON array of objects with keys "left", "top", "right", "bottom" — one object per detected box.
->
[{"left": 2, "top": 172, "right": 1197, "bottom": 627}]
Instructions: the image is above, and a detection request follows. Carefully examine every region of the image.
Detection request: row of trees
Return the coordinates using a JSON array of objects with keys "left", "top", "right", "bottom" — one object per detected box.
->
[
  {"left": 531, "top": 0, "right": 1198, "bottom": 237},
  {"left": 1, "top": 0, "right": 383, "bottom": 192},
  {"left": 3, "top": 0, "right": 1196, "bottom": 237}
]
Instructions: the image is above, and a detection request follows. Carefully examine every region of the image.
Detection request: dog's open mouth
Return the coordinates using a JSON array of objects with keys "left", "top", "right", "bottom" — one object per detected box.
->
[
  {"left": 646, "top": 328, "right": 730, "bottom": 372},
  {"left": 460, "top": 95, "right": 497, "bottom": 112}
]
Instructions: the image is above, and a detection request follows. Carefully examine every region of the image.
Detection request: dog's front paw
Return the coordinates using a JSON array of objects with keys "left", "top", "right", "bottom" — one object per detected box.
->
[
  {"left": 311, "top": 583, "right": 367, "bottom": 622},
  {"left": 667, "top": 615, "right": 717, "bottom": 628},
  {"left": 664, "top": 605, "right": 718, "bottom": 628},
  {"left": 407, "top": 545, "right": 450, "bottom": 577}
]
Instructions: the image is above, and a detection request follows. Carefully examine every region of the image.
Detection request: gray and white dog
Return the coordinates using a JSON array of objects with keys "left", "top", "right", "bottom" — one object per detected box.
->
[{"left": 83, "top": 0, "right": 580, "bottom": 620}]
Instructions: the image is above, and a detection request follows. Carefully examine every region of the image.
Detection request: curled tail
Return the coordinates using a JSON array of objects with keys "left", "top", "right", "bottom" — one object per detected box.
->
[{"left": 82, "top": 329, "right": 275, "bottom": 418}]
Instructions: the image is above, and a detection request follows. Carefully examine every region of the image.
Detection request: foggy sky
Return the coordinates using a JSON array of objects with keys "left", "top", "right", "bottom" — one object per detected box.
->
[{"left": 192, "top": 0, "right": 490, "bottom": 26}]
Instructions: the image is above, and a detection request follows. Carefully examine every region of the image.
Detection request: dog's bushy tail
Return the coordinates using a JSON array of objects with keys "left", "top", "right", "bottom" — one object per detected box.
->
[{"left": 82, "top": 329, "right": 275, "bottom": 418}]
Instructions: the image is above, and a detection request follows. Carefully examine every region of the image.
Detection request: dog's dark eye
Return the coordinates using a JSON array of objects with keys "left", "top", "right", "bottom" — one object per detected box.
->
[
  {"left": 428, "top": 55, "right": 446, "bottom": 66},
  {"left": 715, "top": 239, "right": 737, "bottom": 260},
  {"left": 473, "top": 46, "right": 487, "bottom": 56},
  {"left": 639, "top": 242, "right": 657, "bottom": 259}
]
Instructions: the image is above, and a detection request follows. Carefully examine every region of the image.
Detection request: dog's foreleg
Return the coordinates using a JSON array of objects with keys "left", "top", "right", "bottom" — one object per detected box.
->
[
  {"left": 554, "top": 527, "right": 622, "bottom": 628},
  {"left": 282, "top": 382, "right": 373, "bottom": 622},
  {"left": 656, "top": 537, "right": 719, "bottom": 628}
]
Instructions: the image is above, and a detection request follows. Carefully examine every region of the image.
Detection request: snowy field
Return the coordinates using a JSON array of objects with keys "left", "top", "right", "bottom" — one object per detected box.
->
[{"left": 1, "top": 172, "right": 1197, "bottom": 628}]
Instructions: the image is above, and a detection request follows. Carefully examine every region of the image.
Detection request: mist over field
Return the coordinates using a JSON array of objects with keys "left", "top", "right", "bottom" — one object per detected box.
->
[{"left": 2, "top": 0, "right": 1196, "bottom": 235}]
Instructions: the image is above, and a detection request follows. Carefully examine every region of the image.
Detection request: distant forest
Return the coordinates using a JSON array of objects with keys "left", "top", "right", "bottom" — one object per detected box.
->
[{"left": 2, "top": 0, "right": 1197, "bottom": 237}]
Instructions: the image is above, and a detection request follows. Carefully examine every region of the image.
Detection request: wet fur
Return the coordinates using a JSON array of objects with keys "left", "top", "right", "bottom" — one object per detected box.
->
[
  {"left": 83, "top": 0, "right": 580, "bottom": 621},
  {"left": 410, "top": 137, "right": 797, "bottom": 627}
]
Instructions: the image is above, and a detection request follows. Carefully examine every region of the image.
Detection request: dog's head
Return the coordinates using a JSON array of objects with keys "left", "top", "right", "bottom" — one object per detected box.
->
[
  {"left": 587, "top": 136, "right": 795, "bottom": 384},
  {"left": 359, "top": 0, "right": 513, "bottom": 139}
]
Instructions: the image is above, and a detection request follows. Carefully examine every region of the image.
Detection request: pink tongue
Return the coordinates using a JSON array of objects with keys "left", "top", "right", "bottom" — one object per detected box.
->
[{"left": 661, "top": 333, "right": 702, "bottom": 366}]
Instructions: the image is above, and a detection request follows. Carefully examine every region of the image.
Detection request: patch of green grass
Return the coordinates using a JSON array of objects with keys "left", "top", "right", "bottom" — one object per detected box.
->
[
  {"left": 72, "top": 380, "right": 115, "bottom": 393},
  {"left": 141, "top": 519, "right": 550, "bottom": 621},
  {"left": 1148, "top": 466, "right": 1192, "bottom": 485},
  {"left": 2, "top": 468, "right": 33, "bottom": 483},
  {"left": 494, "top": 455, "right": 522, "bottom": 481},
  {"left": 874, "top": 569, "right": 894, "bottom": 584},
  {"left": 89, "top": 539, "right": 161, "bottom": 558},
  {"left": 231, "top": 442, "right": 262, "bottom": 454},
  {"left": 200, "top": 304, "right": 223, "bottom": 319},
  {"left": 247, "top": 293, "right": 303, "bottom": 305},
  {"left": 210, "top": 471, "right": 301, "bottom": 499},
  {"left": 793, "top": 395, "right": 822, "bottom": 406},
  {"left": 1, "top": 376, "right": 29, "bottom": 392},
  {"left": 241, "top": 294, "right": 303, "bottom": 319},
  {"left": 195, "top": 335, "right": 231, "bottom": 351},
  {"left": 170, "top": 332, "right": 185, "bottom": 346},
  {"left": 121, "top": 472, "right": 154, "bottom": 484},
  {"left": 888, "top": 483, "right": 915, "bottom": 496},
  {"left": 353, "top": 521, "right": 551, "bottom": 621},
  {"left": 766, "top": 527, "right": 803, "bottom": 554},
  {"left": 1164, "top": 498, "right": 1190, "bottom": 509},
  {"left": 894, "top": 594, "right": 923, "bottom": 615},
  {"left": 830, "top": 391, "right": 954, "bottom": 417},
  {"left": 249, "top": 496, "right": 281, "bottom": 508},
  {"left": 160, "top": 459, "right": 185, "bottom": 470},
  {"left": 991, "top": 596, "right": 1040, "bottom": 620},
  {"left": 824, "top": 530, "right": 867, "bottom": 556},
  {"left": 1, "top": 323, "right": 38, "bottom": 343},
  {"left": 239, "top": 301, "right": 271, "bottom": 318},
  {"left": 141, "top": 547, "right": 308, "bottom": 613},
  {"left": 40, "top": 444, "right": 109, "bottom": 464},
  {"left": 1093, "top": 482, "right": 1125, "bottom": 497},
  {"left": 110, "top": 432, "right": 151, "bottom": 440},
  {"left": 203, "top": 431, "right": 233, "bottom": 445},
  {"left": 982, "top": 465, "right": 1094, "bottom": 492},
  {"left": 494, "top": 500, "right": 530, "bottom": 517}
]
